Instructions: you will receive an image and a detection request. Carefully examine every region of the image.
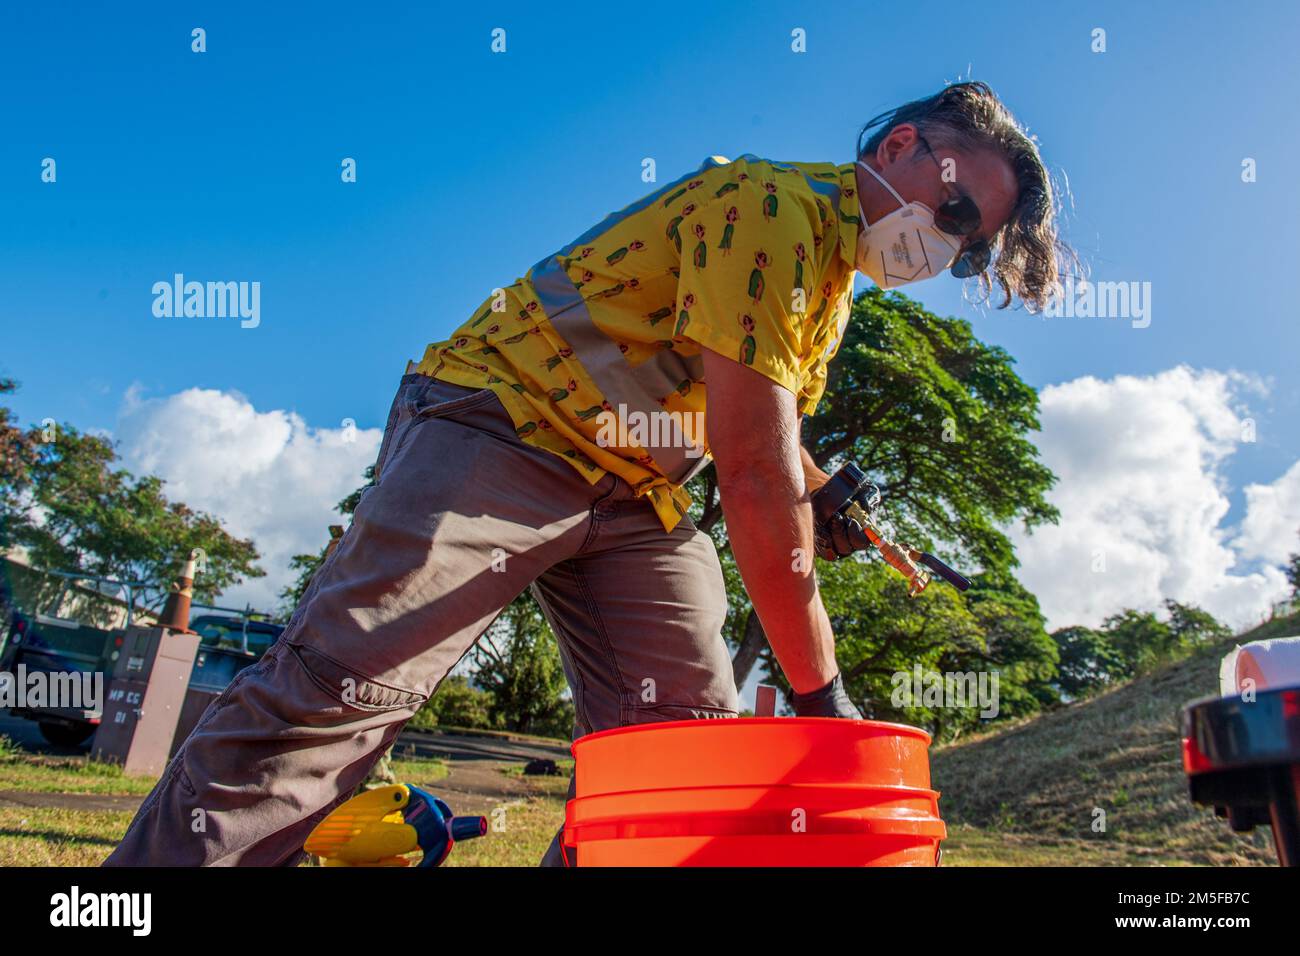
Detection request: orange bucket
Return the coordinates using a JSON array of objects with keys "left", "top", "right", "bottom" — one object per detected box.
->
[{"left": 564, "top": 717, "right": 945, "bottom": 866}]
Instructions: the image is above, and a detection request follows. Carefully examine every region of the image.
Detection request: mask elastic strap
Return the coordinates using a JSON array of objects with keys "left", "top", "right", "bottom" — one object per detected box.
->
[{"left": 856, "top": 159, "right": 909, "bottom": 210}]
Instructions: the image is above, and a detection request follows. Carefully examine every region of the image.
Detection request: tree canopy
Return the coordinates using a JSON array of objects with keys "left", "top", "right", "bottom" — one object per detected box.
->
[
  {"left": 692, "top": 288, "right": 1061, "bottom": 735},
  {"left": 1050, "top": 599, "right": 1232, "bottom": 700},
  {"left": 1287, "top": 529, "right": 1300, "bottom": 599},
  {"left": 0, "top": 379, "right": 263, "bottom": 615}
]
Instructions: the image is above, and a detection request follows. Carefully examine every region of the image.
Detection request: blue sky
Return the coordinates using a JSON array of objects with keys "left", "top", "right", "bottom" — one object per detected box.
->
[{"left": 2, "top": 1, "right": 1298, "bottom": 626}]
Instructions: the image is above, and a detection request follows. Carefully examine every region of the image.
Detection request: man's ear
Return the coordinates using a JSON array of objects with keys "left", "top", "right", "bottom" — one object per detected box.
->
[{"left": 876, "top": 123, "right": 920, "bottom": 168}]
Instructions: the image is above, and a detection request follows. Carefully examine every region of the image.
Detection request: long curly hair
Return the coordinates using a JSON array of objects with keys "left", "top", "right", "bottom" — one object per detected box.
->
[{"left": 857, "top": 82, "right": 1078, "bottom": 310}]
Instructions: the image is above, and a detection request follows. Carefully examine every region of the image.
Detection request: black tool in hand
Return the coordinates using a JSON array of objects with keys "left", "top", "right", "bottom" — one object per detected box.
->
[{"left": 811, "top": 462, "right": 970, "bottom": 595}]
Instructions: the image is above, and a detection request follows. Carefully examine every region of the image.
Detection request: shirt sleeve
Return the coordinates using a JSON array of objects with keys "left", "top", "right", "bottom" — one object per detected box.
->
[{"left": 672, "top": 178, "right": 820, "bottom": 397}]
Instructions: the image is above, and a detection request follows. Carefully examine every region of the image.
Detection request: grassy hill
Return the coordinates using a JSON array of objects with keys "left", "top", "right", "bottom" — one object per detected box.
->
[{"left": 932, "top": 612, "right": 1299, "bottom": 866}]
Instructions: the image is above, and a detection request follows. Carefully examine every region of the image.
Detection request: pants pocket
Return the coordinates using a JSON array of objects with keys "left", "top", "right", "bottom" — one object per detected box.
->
[
  {"left": 627, "top": 702, "right": 739, "bottom": 723},
  {"left": 372, "top": 377, "right": 417, "bottom": 482},
  {"left": 286, "top": 642, "right": 429, "bottom": 713},
  {"left": 378, "top": 381, "right": 499, "bottom": 477},
  {"left": 403, "top": 381, "right": 498, "bottom": 421}
]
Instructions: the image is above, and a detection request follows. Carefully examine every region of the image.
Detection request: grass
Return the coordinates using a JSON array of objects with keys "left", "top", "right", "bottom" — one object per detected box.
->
[
  {"left": 0, "top": 742, "right": 160, "bottom": 796},
  {"left": 0, "top": 795, "right": 1223, "bottom": 868},
  {"left": 5, "top": 613, "right": 1296, "bottom": 867},
  {"left": 928, "top": 612, "right": 1299, "bottom": 867},
  {"left": 305, "top": 765, "right": 569, "bottom": 867},
  {"left": 0, "top": 806, "right": 135, "bottom": 866},
  {"left": 0, "top": 738, "right": 559, "bottom": 866},
  {"left": 0, "top": 795, "right": 568, "bottom": 868},
  {"left": 0, "top": 734, "right": 450, "bottom": 798},
  {"left": 938, "top": 823, "right": 1198, "bottom": 866},
  {"left": 387, "top": 756, "right": 449, "bottom": 785},
  {"left": 445, "top": 775, "right": 571, "bottom": 867}
]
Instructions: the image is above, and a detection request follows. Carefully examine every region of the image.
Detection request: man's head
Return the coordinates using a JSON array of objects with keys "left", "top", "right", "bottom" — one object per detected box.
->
[{"left": 855, "top": 81, "right": 1071, "bottom": 309}]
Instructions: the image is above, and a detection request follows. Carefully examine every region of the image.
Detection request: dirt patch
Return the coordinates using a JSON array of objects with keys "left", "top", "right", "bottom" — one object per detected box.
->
[
  {"left": 432, "top": 760, "right": 558, "bottom": 816},
  {"left": 0, "top": 790, "right": 143, "bottom": 814}
]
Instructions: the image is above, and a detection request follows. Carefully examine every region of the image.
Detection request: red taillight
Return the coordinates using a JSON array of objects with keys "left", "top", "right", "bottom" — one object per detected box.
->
[
  {"left": 1284, "top": 689, "right": 1300, "bottom": 721},
  {"left": 1182, "top": 736, "right": 1211, "bottom": 774},
  {"left": 114, "top": 636, "right": 123, "bottom": 647}
]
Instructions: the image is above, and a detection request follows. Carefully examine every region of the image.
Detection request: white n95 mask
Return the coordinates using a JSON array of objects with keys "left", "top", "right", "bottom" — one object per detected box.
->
[{"left": 854, "top": 160, "right": 961, "bottom": 290}]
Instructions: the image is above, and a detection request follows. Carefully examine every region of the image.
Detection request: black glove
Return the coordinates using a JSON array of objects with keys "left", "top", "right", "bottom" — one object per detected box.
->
[
  {"left": 810, "top": 478, "right": 878, "bottom": 562},
  {"left": 790, "top": 672, "right": 863, "bottom": 719},
  {"left": 812, "top": 505, "right": 872, "bottom": 561}
]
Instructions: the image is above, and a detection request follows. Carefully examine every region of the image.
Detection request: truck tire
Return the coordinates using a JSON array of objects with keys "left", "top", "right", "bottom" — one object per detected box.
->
[{"left": 38, "top": 722, "right": 95, "bottom": 748}]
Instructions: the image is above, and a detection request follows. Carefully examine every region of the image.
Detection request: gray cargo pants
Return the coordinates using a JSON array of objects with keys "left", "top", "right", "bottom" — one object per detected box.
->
[{"left": 103, "top": 374, "right": 737, "bottom": 866}]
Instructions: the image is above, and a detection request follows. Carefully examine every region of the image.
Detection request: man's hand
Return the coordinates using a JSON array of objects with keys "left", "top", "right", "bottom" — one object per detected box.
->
[
  {"left": 813, "top": 512, "right": 871, "bottom": 561},
  {"left": 810, "top": 478, "right": 877, "bottom": 562},
  {"left": 790, "top": 672, "right": 863, "bottom": 719},
  {"left": 799, "top": 424, "right": 872, "bottom": 563},
  {"left": 701, "top": 347, "right": 838, "bottom": 696}
]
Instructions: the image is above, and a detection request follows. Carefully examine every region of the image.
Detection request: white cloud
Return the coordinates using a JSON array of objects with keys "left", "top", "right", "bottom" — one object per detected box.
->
[
  {"left": 106, "top": 371, "right": 1297, "bottom": 639},
  {"left": 1235, "top": 459, "right": 1300, "bottom": 564},
  {"left": 115, "top": 387, "right": 381, "bottom": 613},
  {"left": 1010, "top": 366, "right": 1293, "bottom": 632}
]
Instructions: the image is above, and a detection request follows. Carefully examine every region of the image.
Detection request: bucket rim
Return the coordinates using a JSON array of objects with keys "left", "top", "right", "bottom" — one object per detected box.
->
[{"left": 573, "top": 716, "right": 933, "bottom": 748}]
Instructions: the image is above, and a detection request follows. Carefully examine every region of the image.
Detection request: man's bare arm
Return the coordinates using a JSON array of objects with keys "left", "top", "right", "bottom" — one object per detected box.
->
[
  {"left": 797, "top": 420, "right": 831, "bottom": 493},
  {"left": 701, "top": 348, "right": 838, "bottom": 695}
]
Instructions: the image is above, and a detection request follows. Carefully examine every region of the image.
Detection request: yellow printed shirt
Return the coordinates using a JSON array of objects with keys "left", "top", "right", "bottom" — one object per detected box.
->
[{"left": 412, "top": 154, "right": 861, "bottom": 534}]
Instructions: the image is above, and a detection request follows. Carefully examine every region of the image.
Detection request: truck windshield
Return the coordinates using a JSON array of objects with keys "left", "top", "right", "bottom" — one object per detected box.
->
[{"left": 191, "top": 617, "right": 280, "bottom": 657}]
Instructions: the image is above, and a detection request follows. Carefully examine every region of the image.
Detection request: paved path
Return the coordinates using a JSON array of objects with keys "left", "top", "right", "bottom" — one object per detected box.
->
[
  {"left": 431, "top": 760, "right": 547, "bottom": 817},
  {"left": 394, "top": 728, "right": 569, "bottom": 764},
  {"left": 0, "top": 712, "right": 569, "bottom": 763},
  {"left": 0, "top": 789, "right": 144, "bottom": 813}
]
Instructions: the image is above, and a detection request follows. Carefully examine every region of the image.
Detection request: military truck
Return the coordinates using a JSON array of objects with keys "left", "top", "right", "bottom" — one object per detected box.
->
[{"left": 0, "top": 570, "right": 282, "bottom": 748}]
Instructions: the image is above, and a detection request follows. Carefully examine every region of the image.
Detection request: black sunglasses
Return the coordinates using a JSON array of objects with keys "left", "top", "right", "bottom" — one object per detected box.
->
[{"left": 917, "top": 137, "right": 992, "bottom": 278}]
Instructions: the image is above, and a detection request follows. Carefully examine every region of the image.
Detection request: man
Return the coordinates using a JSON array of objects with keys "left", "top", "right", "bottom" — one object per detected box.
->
[{"left": 106, "top": 81, "right": 1068, "bottom": 866}]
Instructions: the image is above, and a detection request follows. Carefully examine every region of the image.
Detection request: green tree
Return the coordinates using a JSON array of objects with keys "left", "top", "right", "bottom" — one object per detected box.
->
[
  {"left": 1164, "top": 599, "right": 1231, "bottom": 649},
  {"left": 1065, "top": 600, "right": 1229, "bottom": 687},
  {"left": 0, "top": 380, "right": 41, "bottom": 549},
  {"left": 1283, "top": 529, "right": 1299, "bottom": 602},
  {"left": 1098, "top": 600, "right": 1228, "bottom": 677},
  {"left": 408, "top": 675, "right": 494, "bottom": 731},
  {"left": 767, "top": 560, "right": 1056, "bottom": 742},
  {"left": 1051, "top": 625, "right": 1125, "bottom": 698},
  {"left": 1098, "top": 609, "right": 1171, "bottom": 676},
  {"left": 0, "top": 387, "right": 262, "bottom": 616},
  {"left": 950, "top": 570, "right": 1059, "bottom": 718},
  {"left": 471, "top": 591, "right": 574, "bottom": 737},
  {"left": 820, "top": 558, "right": 982, "bottom": 734},
  {"left": 695, "top": 289, "right": 1058, "bottom": 724},
  {"left": 800, "top": 287, "right": 1057, "bottom": 564}
]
